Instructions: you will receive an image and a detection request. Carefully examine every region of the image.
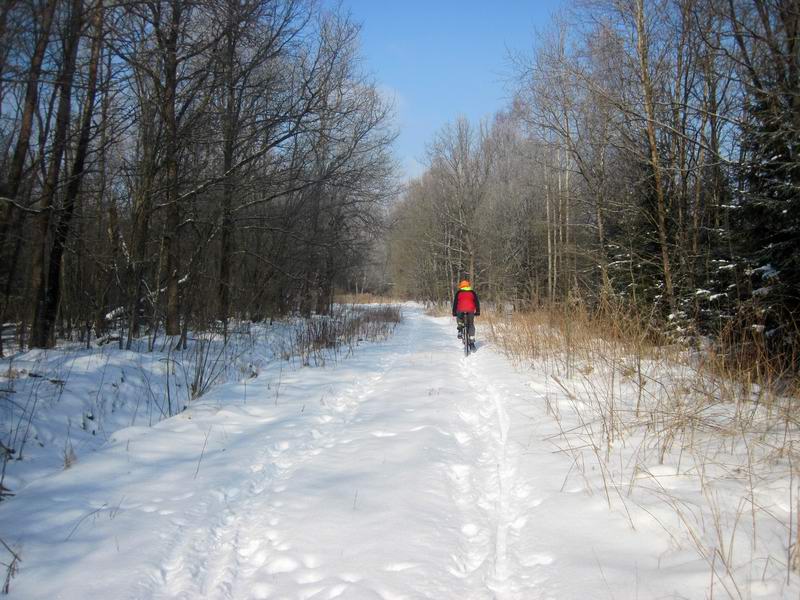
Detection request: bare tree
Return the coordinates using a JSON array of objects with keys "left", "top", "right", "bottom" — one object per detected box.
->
[
  {"left": 37, "top": 0, "right": 106, "bottom": 347},
  {"left": 29, "top": 0, "right": 86, "bottom": 348}
]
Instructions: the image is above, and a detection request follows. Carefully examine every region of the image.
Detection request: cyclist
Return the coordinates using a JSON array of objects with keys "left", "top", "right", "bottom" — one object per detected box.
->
[{"left": 452, "top": 279, "right": 480, "bottom": 350}]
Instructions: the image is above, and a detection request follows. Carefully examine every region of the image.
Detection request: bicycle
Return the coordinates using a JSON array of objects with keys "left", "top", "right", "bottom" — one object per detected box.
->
[{"left": 457, "top": 312, "right": 476, "bottom": 356}]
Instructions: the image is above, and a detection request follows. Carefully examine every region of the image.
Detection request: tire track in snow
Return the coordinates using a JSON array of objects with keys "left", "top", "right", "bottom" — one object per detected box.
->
[{"left": 451, "top": 348, "right": 534, "bottom": 599}]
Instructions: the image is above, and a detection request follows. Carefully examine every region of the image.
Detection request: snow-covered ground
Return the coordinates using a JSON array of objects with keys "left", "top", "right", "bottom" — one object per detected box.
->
[
  {"left": 0, "top": 305, "right": 796, "bottom": 598},
  {"left": 0, "top": 321, "right": 295, "bottom": 493}
]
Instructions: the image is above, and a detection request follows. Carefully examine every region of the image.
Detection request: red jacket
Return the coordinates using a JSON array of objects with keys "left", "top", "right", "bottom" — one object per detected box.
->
[{"left": 452, "top": 289, "right": 480, "bottom": 316}]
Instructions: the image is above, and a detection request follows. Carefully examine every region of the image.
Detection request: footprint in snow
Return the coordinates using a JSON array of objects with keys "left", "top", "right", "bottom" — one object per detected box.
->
[
  {"left": 250, "top": 550, "right": 269, "bottom": 567},
  {"left": 376, "top": 586, "right": 406, "bottom": 600},
  {"left": 237, "top": 539, "right": 261, "bottom": 558},
  {"left": 295, "top": 570, "right": 326, "bottom": 584},
  {"left": 383, "top": 562, "right": 418, "bottom": 572},
  {"left": 250, "top": 582, "right": 272, "bottom": 599},
  {"left": 446, "top": 556, "right": 470, "bottom": 579},
  {"left": 370, "top": 430, "right": 397, "bottom": 438},
  {"left": 301, "top": 554, "right": 322, "bottom": 569},
  {"left": 457, "top": 410, "right": 480, "bottom": 426},
  {"left": 266, "top": 556, "right": 300, "bottom": 574},
  {"left": 449, "top": 464, "right": 471, "bottom": 481},
  {"left": 326, "top": 584, "right": 348, "bottom": 598},
  {"left": 262, "top": 528, "right": 282, "bottom": 542},
  {"left": 511, "top": 516, "right": 528, "bottom": 530},
  {"left": 453, "top": 431, "right": 471, "bottom": 445},
  {"left": 521, "top": 553, "right": 554, "bottom": 567},
  {"left": 514, "top": 485, "right": 532, "bottom": 500}
]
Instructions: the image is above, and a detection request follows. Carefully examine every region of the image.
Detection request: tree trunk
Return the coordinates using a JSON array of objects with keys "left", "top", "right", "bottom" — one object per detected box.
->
[
  {"left": 1, "top": 0, "right": 56, "bottom": 204},
  {"left": 635, "top": 0, "right": 676, "bottom": 313},
  {"left": 38, "top": 0, "right": 105, "bottom": 347},
  {"left": 218, "top": 0, "right": 238, "bottom": 328},
  {"left": 0, "top": 0, "right": 58, "bottom": 293},
  {"left": 29, "top": 0, "right": 84, "bottom": 348},
  {"left": 162, "top": 0, "right": 182, "bottom": 337},
  {"left": 545, "top": 177, "right": 554, "bottom": 301}
]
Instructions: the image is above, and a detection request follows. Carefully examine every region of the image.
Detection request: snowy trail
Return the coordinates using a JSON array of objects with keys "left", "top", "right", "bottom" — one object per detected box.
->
[{"left": 1, "top": 306, "right": 684, "bottom": 599}]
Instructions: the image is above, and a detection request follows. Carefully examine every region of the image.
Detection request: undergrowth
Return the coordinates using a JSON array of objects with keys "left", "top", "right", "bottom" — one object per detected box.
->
[
  {"left": 280, "top": 304, "right": 402, "bottom": 367},
  {"left": 487, "top": 301, "right": 800, "bottom": 598}
]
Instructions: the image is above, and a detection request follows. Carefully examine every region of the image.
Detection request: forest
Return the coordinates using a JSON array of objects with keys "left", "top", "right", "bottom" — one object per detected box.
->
[
  {"left": 388, "top": 0, "right": 799, "bottom": 372},
  {"left": 1, "top": 0, "right": 798, "bottom": 367},
  {"left": 0, "top": 0, "right": 395, "bottom": 354},
  {"left": 1, "top": 1, "right": 799, "bottom": 597}
]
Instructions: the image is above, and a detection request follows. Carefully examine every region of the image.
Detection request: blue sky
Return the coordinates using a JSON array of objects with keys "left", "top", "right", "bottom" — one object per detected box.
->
[{"left": 335, "top": 0, "right": 565, "bottom": 179}]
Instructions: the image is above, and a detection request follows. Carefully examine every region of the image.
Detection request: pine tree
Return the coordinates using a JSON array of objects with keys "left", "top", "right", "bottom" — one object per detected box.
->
[{"left": 731, "top": 1, "right": 800, "bottom": 356}]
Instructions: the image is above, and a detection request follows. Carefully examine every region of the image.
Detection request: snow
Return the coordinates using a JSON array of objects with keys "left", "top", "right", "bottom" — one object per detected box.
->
[
  {"left": 753, "top": 286, "right": 773, "bottom": 297},
  {"left": 755, "top": 264, "right": 779, "bottom": 279},
  {"left": 0, "top": 323, "right": 293, "bottom": 492},
  {"left": 104, "top": 306, "right": 126, "bottom": 321},
  {"left": 0, "top": 306, "right": 798, "bottom": 598}
]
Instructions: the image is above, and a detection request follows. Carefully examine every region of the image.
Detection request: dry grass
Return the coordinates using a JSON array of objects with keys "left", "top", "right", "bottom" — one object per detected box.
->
[
  {"left": 0, "top": 537, "right": 19, "bottom": 594},
  {"left": 487, "top": 301, "right": 800, "bottom": 596},
  {"left": 280, "top": 304, "right": 402, "bottom": 367},
  {"left": 423, "top": 302, "right": 451, "bottom": 317},
  {"left": 334, "top": 293, "right": 398, "bottom": 305}
]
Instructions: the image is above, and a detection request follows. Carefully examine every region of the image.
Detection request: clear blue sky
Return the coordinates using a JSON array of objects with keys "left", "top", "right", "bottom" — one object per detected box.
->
[{"left": 334, "top": 0, "right": 565, "bottom": 179}]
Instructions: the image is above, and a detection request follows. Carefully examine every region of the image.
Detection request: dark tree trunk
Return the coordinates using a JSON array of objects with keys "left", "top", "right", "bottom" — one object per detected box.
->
[
  {"left": 0, "top": 0, "right": 58, "bottom": 335},
  {"left": 29, "top": 0, "right": 84, "bottom": 348},
  {"left": 38, "top": 0, "right": 105, "bottom": 347},
  {"left": 162, "top": 0, "right": 182, "bottom": 337},
  {"left": 217, "top": 0, "right": 238, "bottom": 328}
]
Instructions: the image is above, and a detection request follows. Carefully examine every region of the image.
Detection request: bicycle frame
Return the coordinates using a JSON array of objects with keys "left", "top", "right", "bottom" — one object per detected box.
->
[{"left": 457, "top": 312, "right": 474, "bottom": 356}]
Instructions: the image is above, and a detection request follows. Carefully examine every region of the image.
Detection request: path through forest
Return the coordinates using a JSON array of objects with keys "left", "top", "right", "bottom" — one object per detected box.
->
[{"left": 1, "top": 306, "right": 696, "bottom": 599}]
